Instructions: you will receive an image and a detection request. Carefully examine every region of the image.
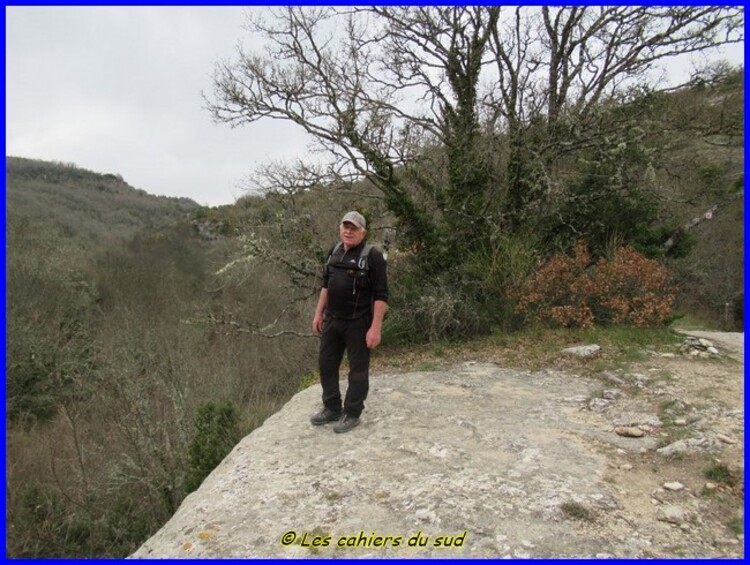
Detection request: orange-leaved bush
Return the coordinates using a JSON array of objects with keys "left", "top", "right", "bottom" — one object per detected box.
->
[
  {"left": 589, "top": 245, "right": 676, "bottom": 327},
  {"left": 516, "top": 242, "right": 676, "bottom": 328}
]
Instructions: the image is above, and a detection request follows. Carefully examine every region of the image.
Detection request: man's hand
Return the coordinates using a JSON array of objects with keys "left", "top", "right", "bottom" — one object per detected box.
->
[
  {"left": 312, "top": 289, "right": 328, "bottom": 336},
  {"left": 366, "top": 300, "right": 387, "bottom": 349},
  {"left": 312, "top": 314, "right": 324, "bottom": 336},
  {"left": 366, "top": 326, "right": 381, "bottom": 349}
]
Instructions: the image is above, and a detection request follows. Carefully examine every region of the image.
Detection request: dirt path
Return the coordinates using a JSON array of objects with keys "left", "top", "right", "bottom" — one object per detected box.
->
[{"left": 569, "top": 330, "right": 744, "bottom": 557}]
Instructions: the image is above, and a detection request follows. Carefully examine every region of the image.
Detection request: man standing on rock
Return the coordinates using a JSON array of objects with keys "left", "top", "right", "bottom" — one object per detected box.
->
[{"left": 311, "top": 211, "right": 388, "bottom": 433}]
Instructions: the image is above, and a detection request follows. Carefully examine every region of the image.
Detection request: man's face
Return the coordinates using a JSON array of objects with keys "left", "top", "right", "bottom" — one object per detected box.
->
[{"left": 339, "top": 221, "right": 367, "bottom": 249}]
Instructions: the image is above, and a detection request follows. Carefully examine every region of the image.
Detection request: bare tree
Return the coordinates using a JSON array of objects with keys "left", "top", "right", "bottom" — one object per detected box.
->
[
  {"left": 208, "top": 6, "right": 501, "bottom": 266},
  {"left": 486, "top": 6, "right": 743, "bottom": 226},
  {"left": 207, "top": 6, "right": 743, "bottom": 261}
]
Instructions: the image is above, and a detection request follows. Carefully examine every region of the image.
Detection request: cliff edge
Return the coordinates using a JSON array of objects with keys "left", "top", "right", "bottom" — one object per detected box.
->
[{"left": 132, "top": 349, "right": 743, "bottom": 558}]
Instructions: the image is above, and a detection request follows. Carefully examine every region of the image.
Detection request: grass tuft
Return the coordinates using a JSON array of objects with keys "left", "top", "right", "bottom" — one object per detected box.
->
[
  {"left": 375, "top": 325, "right": 684, "bottom": 378},
  {"left": 560, "top": 501, "right": 595, "bottom": 522},
  {"left": 704, "top": 463, "right": 735, "bottom": 486}
]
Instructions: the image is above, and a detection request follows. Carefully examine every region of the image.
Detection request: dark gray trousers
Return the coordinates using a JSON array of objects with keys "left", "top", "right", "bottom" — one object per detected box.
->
[{"left": 318, "top": 315, "right": 370, "bottom": 418}]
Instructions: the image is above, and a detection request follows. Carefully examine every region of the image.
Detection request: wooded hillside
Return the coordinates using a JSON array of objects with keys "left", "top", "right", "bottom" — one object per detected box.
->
[{"left": 5, "top": 158, "right": 316, "bottom": 556}]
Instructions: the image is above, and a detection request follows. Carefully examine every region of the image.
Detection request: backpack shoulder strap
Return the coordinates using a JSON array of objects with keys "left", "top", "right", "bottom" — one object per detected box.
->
[
  {"left": 326, "top": 242, "right": 342, "bottom": 265},
  {"left": 358, "top": 243, "right": 373, "bottom": 270}
]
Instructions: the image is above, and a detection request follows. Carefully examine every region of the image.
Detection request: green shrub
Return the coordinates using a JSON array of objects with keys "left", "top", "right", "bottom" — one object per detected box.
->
[
  {"left": 383, "top": 234, "right": 539, "bottom": 344},
  {"left": 383, "top": 260, "right": 486, "bottom": 344},
  {"left": 186, "top": 401, "right": 241, "bottom": 493},
  {"left": 465, "top": 233, "right": 540, "bottom": 330},
  {"left": 541, "top": 132, "right": 688, "bottom": 259}
]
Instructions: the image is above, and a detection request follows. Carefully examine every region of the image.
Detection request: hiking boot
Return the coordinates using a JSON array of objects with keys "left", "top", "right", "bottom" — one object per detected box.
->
[
  {"left": 310, "top": 407, "right": 342, "bottom": 426},
  {"left": 333, "top": 414, "right": 360, "bottom": 434}
]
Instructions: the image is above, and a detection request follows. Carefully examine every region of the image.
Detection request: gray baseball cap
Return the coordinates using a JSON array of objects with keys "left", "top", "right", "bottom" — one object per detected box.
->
[{"left": 341, "top": 211, "right": 366, "bottom": 230}]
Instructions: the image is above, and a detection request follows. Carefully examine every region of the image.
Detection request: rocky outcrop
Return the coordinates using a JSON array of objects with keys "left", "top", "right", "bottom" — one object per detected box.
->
[
  {"left": 132, "top": 363, "right": 628, "bottom": 558},
  {"left": 131, "top": 342, "right": 744, "bottom": 559}
]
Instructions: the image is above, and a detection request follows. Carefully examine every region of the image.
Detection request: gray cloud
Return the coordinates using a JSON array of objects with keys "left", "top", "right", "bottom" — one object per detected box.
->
[{"left": 6, "top": 6, "right": 309, "bottom": 206}]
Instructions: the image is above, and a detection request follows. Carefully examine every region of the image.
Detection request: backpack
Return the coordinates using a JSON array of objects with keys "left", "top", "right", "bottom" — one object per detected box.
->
[
  {"left": 326, "top": 242, "right": 375, "bottom": 271},
  {"left": 325, "top": 242, "right": 388, "bottom": 314}
]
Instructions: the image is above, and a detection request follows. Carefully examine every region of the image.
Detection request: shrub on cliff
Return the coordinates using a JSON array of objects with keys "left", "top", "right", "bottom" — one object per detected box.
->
[{"left": 186, "top": 401, "right": 241, "bottom": 493}]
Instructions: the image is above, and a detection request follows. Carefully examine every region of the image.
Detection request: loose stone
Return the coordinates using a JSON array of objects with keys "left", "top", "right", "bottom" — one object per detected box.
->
[
  {"left": 615, "top": 426, "right": 645, "bottom": 438},
  {"left": 561, "top": 344, "right": 601, "bottom": 357},
  {"left": 656, "top": 505, "right": 685, "bottom": 524},
  {"left": 663, "top": 482, "right": 684, "bottom": 492}
]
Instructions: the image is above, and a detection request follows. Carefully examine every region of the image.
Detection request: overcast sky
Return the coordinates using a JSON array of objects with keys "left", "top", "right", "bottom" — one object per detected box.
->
[
  {"left": 5, "top": 6, "right": 745, "bottom": 207},
  {"left": 6, "top": 6, "right": 307, "bottom": 207}
]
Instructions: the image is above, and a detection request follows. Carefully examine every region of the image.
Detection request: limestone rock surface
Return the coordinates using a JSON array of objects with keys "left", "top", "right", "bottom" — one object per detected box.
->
[{"left": 131, "top": 363, "right": 628, "bottom": 558}]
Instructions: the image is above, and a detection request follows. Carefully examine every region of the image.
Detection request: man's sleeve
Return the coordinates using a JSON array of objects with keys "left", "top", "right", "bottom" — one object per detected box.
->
[
  {"left": 371, "top": 248, "right": 389, "bottom": 303},
  {"left": 322, "top": 245, "right": 334, "bottom": 289}
]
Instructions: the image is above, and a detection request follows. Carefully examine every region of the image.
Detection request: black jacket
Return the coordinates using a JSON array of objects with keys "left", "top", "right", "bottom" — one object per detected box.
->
[{"left": 322, "top": 240, "right": 388, "bottom": 320}]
